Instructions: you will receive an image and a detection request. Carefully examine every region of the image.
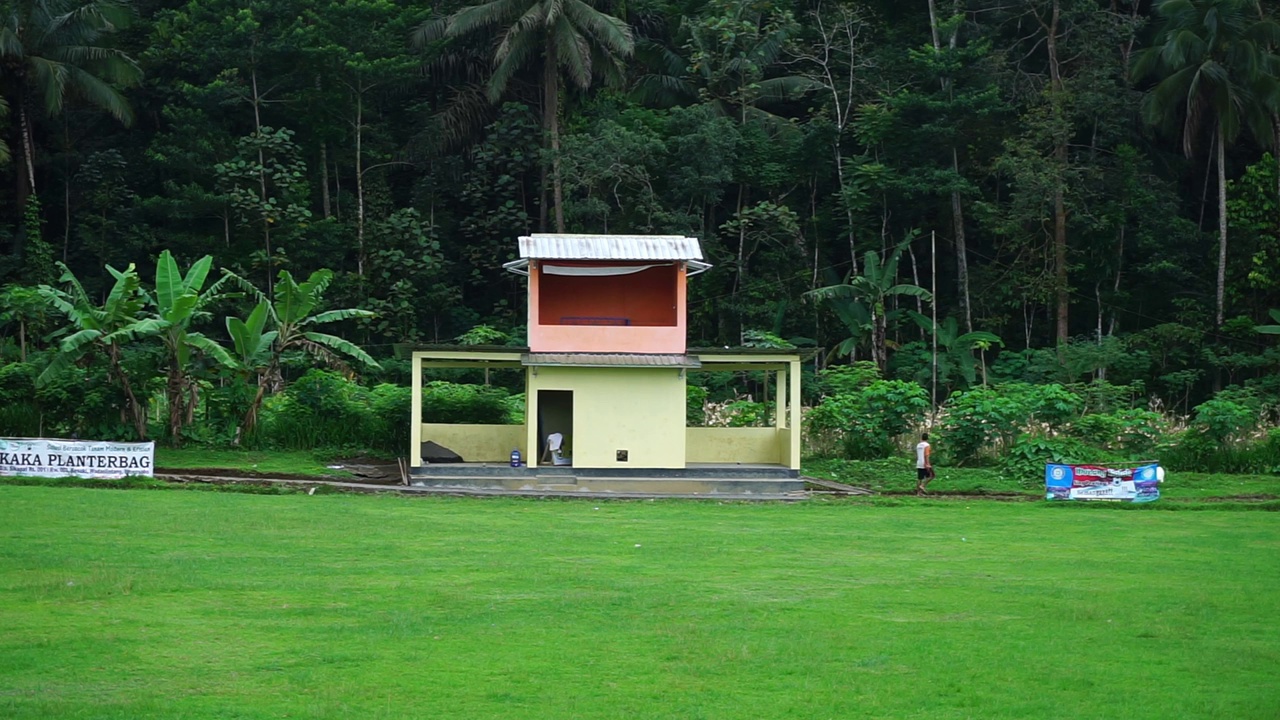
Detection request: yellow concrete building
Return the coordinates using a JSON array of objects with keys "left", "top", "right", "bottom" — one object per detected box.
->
[{"left": 409, "top": 234, "right": 806, "bottom": 496}]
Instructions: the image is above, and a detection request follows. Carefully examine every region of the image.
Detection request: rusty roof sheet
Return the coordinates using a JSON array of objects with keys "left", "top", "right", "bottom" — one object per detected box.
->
[
  {"left": 522, "top": 353, "right": 702, "bottom": 368},
  {"left": 518, "top": 234, "right": 704, "bottom": 261}
]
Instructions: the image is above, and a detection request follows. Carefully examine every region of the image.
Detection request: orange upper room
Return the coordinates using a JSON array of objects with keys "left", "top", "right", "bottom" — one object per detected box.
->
[{"left": 503, "top": 234, "right": 710, "bottom": 355}]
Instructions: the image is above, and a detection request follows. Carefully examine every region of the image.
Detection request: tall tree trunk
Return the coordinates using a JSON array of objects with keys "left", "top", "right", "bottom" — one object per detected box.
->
[
  {"left": 14, "top": 99, "right": 35, "bottom": 259},
  {"left": 355, "top": 94, "right": 366, "bottom": 278},
  {"left": 1109, "top": 224, "right": 1124, "bottom": 336},
  {"left": 316, "top": 75, "right": 332, "bottom": 219},
  {"left": 62, "top": 116, "right": 71, "bottom": 264},
  {"left": 1274, "top": 116, "right": 1279, "bottom": 233},
  {"left": 109, "top": 344, "right": 147, "bottom": 440},
  {"left": 926, "top": 0, "right": 942, "bottom": 49},
  {"left": 18, "top": 101, "right": 36, "bottom": 199},
  {"left": 1045, "top": 0, "right": 1069, "bottom": 346},
  {"left": 872, "top": 304, "right": 887, "bottom": 373},
  {"left": 1054, "top": 163, "right": 1068, "bottom": 345},
  {"left": 833, "top": 148, "right": 859, "bottom": 275},
  {"left": 952, "top": 151, "right": 972, "bottom": 332},
  {"left": 320, "top": 142, "right": 331, "bottom": 218},
  {"left": 1216, "top": 120, "right": 1227, "bottom": 328},
  {"left": 167, "top": 359, "right": 185, "bottom": 446},
  {"left": 250, "top": 67, "right": 273, "bottom": 296},
  {"left": 543, "top": 42, "right": 565, "bottom": 233},
  {"left": 927, "top": 0, "right": 971, "bottom": 330},
  {"left": 235, "top": 370, "right": 271, "bottom": 445}
]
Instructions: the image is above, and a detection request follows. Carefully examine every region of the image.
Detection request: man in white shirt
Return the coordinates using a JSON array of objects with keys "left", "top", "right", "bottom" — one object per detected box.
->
[{"left": 915, "top": 433, "right": 933, "bottom": 495}]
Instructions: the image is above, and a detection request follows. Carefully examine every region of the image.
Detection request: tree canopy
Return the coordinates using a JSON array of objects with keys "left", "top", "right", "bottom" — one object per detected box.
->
[{"left": 1, "top": 0, "right": 1279, "bottom": 425}]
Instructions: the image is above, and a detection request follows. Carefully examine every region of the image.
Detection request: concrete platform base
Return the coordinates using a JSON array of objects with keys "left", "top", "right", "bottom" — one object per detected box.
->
[{"left": 410, "top": 463, "right": 803, "bottom": 497}]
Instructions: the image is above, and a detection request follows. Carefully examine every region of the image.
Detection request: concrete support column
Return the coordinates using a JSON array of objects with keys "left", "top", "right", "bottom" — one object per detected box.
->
[
  {"left": 525, "top": 367, "right": 540, "bottom": 467},
  {"left": 788, "top": 359, "right": 801, "bottom": 470},
  {"left": 774, "top": 368, "right": 787, "bottom": 431},
  {"left": 410, "top": 353, "right": 422, "bottom": 467}
]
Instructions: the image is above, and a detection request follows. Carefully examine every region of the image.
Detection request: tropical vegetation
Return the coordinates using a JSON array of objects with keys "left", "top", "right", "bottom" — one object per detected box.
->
[{"left": 0, "top": 0, "right": 1277, "bottom": 472}]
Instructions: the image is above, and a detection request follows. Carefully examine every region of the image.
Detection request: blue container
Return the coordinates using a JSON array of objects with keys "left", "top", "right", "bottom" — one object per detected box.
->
[{"left": 510, "top": 449, "right": 522, "bottom": 467}]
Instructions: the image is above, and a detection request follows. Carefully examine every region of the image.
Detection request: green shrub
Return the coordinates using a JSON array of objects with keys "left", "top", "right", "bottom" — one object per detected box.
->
[
  {"left": 1069, "top": 379, "right": 1147, "bottom": 414},
  {"left": 937, "top": 387, "right": 1027, "bottom": 464},
  {"left": 261, "top": 370, "right": 375, "bottom": 450},
  {"left": 998, "top": 435, "right": 1108, "bottom": 487},
  {"left": 686, "top": 384, "right": 708, "bottom": 426},
  {"left": 1021, "top": 383, "right": 1084, "bottom": 429},
  {"left": 420, "top": 381, "right": 513, "bottom": 424},
  {"left": 0, "top": 362, "right": 40, "bottom": 436},
  {"left": 370, "top": 384, "right": 412, "bottom": 453},
  {"left": 805, "top": 380, "right": 929, "bottom": 460},
  {"left": 505, "top": 393, "right": 526, "bottom": 425},
  {"left": 723, "top": 400, "right": 768, "bottom": 427},
  {"left": 1069, "top": 409, "right": 1165, "bottom": 455},
  {"left": 1191, "top": 398, "right": 1257, "bottom": 443},
  {"left": 815, "top": 361, "right": 880, "bottom": 397}
]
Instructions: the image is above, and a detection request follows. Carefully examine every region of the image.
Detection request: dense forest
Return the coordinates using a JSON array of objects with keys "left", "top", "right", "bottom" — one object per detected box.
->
[{"left": 1, "top": 0, "right": 1279, "bottom": 462}]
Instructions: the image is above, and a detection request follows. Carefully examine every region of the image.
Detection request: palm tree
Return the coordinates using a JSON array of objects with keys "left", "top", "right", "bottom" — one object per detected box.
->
[
  {"left": 631, "top": 4, "right": 817, "bottom": 128},
  {"left": 1132, "top": 0, "right": 1280, "bottom": 327},
  {"left": 416, "top": 0, "right": 634, "bottom": 232},
  {"left": 807, "top": 238, "right": 933, "bottom": 373},
  {"left": 0, "top": 0, "right": 141, "bottom": 201}
]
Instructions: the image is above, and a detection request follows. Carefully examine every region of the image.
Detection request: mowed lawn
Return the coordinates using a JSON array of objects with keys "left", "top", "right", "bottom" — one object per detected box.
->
[{"left": 1, "top": 487, "right": 1277, "bottom": 719}]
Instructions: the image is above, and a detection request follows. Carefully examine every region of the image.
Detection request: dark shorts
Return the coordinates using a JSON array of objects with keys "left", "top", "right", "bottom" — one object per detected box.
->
[{"left": 917, "top": 467, "right": 933, "bottom": 481}]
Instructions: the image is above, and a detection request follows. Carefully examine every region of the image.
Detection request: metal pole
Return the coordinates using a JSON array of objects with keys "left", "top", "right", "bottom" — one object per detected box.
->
[{"left": 931, "top": 230, "right": 938, "bottom": 425}]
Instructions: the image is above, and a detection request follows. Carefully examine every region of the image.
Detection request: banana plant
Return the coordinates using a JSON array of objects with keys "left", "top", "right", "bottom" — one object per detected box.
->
[
  {"left": 273, "top": 269, "right": 380, "bottom": 372},
  {"left": 37, "top": 262, "right": 152, "bottom": 439},
  {"left": 908, "top": 311, "right": 1003, "bottom": 388},
  {"left": 222, "top": 268, "right": 380, "bottom": 440},
  {"left": 807, "top": 235, "right": 932, "bottom": 371},
  {"left": 146, "top": 250, "right": 236, "bottom": 444},
  {"left": 224, "top": 300, "right": 277, "bottom": 439},
  {"left": 1258, "top": 309, "right": 1280, "bottom": 335}
]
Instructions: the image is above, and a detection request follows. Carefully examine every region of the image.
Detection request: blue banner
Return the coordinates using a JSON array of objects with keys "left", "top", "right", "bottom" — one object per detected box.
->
[{"left": 1045, "top": 463, "right": 1161, "bottom": 502}]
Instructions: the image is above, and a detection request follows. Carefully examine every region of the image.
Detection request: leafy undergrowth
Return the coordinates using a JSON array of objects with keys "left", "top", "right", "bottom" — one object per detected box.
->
[
  {"left": 803, "top": 456, "right": 1280, "bottom": 502},
  {"left": 804, "top": 457, "right": 1028, "bottom": 495}
]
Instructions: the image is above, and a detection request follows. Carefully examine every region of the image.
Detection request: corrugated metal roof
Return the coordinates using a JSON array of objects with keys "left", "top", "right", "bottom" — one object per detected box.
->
[
  {"left": 518, "top": 234, "right": 704, "bottom": 261},
  {"left": 522, "top": 353, "right": 703, "bottom": 368}
]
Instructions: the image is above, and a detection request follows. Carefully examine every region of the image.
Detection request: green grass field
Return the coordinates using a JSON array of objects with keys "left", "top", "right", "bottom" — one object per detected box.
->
[
  {"left": 1, "top": 486, "right": 1277, "bottom": 719},
  {"left": 805, "top": 456, "right": 1280, "bottom": 501},
  {"left": 154, "top": 448, "right": 355, "bottom": 477}
]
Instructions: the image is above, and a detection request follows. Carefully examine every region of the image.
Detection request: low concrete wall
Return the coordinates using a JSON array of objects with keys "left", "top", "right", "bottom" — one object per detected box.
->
[
  {"left": 419, "top": 424, "right": 525, "bottom": 465},
  {"left": 686, "top": 427, "right": 783, "bottom": 465}
]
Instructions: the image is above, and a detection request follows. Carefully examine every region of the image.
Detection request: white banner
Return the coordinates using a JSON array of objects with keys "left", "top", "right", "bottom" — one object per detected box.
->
[{"left": 0, "top": 437, "right": 155, "bottom": 479}]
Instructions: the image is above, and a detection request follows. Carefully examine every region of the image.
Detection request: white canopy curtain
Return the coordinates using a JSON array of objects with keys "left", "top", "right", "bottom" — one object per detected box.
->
[
  {"left": 540, "top": 263, "right": 664, "bottom": 277},
  {"left": 502, "top": 259, "right": 711, "bottom": 276}
]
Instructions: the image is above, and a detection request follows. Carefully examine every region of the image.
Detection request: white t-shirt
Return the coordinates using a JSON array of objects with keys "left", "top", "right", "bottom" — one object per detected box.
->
[{"left": 916, "top": 441, "right": 930, "bottom": 469}]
